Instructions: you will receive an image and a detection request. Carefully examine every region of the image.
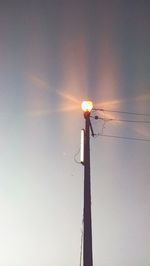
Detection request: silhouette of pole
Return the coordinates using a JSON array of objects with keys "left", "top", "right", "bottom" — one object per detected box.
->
[{"left": 83, "top": 111, "right": 93, "bottom": 266}]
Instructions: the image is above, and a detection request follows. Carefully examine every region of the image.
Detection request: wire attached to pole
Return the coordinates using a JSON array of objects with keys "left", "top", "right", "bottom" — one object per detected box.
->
[
  {"left": 90, "top": 114, "right": 150, "bottom": 142},
  {"left": 93, "top": 108, "right": 150, "bottom": 117},
  {"left": 96, "top": 133, "right": 150, "bottom": 142},
  {"left": 74, "top": 148, "right": 81, "bottom": 164}
]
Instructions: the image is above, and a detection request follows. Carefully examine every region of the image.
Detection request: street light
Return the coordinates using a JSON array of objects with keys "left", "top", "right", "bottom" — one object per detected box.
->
[
  {"left": 81, "top": 100, "right": 93, "bottom": 266},
  {"left": 81, "top": 101, "right": 93, "bottom": 113}
]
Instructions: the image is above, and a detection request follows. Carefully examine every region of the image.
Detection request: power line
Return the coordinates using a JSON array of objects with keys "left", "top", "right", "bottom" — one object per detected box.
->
[
  {"left": 95, "top": 133, "right": 150, "bottom": 142},
  {"left": 91, "top": 116, "right": 150, "bottom": 124},
  {"left": 90, "top": 113, "right": 150, "bottom": 142},
  {"left": 93, "top": 108, "right": 150, "bottom": 117},
  {"left": 111, "top": 118, "right": 150, "bottom": 123}
]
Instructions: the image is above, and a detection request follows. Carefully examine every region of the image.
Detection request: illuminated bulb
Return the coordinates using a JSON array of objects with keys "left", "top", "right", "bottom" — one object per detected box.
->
[{"left": 81, "top": 101, "right": 93, "bottom": 113}]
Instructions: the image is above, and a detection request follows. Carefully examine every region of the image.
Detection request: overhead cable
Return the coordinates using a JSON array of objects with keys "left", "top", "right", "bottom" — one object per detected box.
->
[
  {"left": 93, "top": 116, "right": 150, "bottom": 124},
  {"left": 93, "top": 108, "right": 150, "bottom": 117},
  {"left": 96, "top": 133, "right": 150, "bottom": 142}
]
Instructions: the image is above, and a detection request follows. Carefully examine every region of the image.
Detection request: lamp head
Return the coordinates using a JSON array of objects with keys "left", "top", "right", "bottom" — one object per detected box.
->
[{"left": 81, "top": 101, "right": 93, "bottom": 113}]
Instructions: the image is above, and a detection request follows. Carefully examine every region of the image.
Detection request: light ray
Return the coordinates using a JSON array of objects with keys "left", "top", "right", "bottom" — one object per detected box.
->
[
  {"left": 57, "top": 91, "right": 81, "bottom": 105},
  {"left": 95, "top": 93, "right": 150, "bottom": 109},
  {"left": 27, "top": 104, "right": 80, "bottom": 118},
  {"left": 29, "top": 76, "right": 150, "bottom": 127},
  {"left": 31, "top": 76, "right": 49, "bottom": 91}
]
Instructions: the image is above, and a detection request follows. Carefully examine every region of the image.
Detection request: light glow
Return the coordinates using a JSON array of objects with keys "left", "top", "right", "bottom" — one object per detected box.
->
[{"left": 81, "top": 101, "right": 93, "bottom": 113}]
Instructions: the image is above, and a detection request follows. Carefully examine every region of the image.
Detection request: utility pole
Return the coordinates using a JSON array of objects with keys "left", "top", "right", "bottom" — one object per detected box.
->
[{"left": 81, "top": 101, "right": 93, "bottom": 266}]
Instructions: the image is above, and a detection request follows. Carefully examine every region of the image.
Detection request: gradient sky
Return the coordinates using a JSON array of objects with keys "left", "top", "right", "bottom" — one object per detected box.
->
[{"left": 0, "top": 1, "right": 150, "bottom": 265}]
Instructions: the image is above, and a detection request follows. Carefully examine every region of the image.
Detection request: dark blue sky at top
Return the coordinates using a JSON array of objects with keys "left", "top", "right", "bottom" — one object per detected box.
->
[{"left": 1, "top": 0, "right": 150, "bottom": 107}]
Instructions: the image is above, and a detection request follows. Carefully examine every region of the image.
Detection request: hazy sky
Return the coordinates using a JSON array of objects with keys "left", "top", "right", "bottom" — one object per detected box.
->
[{"left": 0, "top": 0, "right": 150, "bottom": 265}]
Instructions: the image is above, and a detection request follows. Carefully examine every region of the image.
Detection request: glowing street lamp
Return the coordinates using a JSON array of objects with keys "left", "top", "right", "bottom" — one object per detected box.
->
[
  {"left": 81, "top": 101, "right": 93, "bottom": 119},
  {"left": 81, "top": 100, "right": 93, "bottom": 266},
  {"left": 81, "top": 101, "right": 93, "bottom": 113}
]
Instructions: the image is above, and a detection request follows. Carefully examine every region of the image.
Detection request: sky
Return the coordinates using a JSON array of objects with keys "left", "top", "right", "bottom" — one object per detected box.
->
[{"left": 0, "top": 0, "right": 150, "bottom": 265}]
